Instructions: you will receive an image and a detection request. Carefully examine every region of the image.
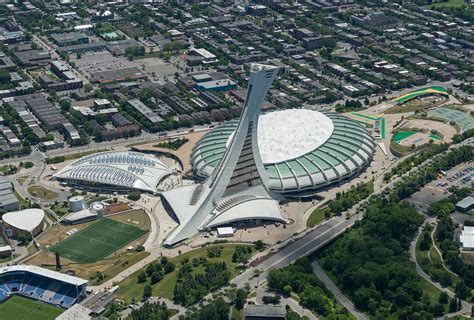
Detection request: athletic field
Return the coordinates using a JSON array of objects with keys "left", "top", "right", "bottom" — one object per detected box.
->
[
  {"left": 49, "top": 218, "right": 148, "bottom": 263},
  {"left": 0, "top": 296, "right": 63, "bottom": 320}
]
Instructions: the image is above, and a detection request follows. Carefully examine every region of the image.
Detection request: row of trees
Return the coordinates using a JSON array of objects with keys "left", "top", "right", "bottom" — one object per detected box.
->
[
  {"left": 331, "top": 182, "right": 373, "bottom": 215},
  {"left": 322, "top": 182, "right": 374, "bottom": 217},
  {"left": 392, "top": 146, "right": 473, "bottom": 200},
  {"left": 383, "top": 143, "right": 450, "bottom": 181},
  {"left": 452, "top": 128, "right": 474, "bottom": 144},
  {"left": 335, "top": 100, "right": 364, "bottom": 113}
]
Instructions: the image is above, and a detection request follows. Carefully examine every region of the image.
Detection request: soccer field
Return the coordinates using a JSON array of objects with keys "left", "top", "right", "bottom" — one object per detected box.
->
[
  {"left": 49, "top": 218, "right": 148, "bottom": 263},
  {"left": 0, "top": 296, "right": 63, "bottom": 320}
]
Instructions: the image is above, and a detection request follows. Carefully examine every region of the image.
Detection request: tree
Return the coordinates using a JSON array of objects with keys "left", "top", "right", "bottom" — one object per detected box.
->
[
  {"left": 0, "top": 69, "right": 10, "bottom": 84},
  {"left": 448, "top": 298, "right": 457, "bottom": 313},
  {"left": 419, "top": 232, "right": 431, "bottom": 251},
  {"left": 59, "top": 99, "right": 71, "bottom": 112},
  {"left": 150, "top": 271, "right": 163, "bottom": 285},
  {"left": 455, "top": 281, "right": 468, "bottom": 299},
  {"left": 143, "top": 285, "right": 152, "bottom": 299},
  {"left": 84, "top": 83, "right": 93, "bottom": 93},
  {"left": 18, "top": 231, "right": 32, "bottom": 246},
  {"left": 232, "top": 245, "right": 252, "bottom": 264},
  {"left": 300, "top": 286, "right": 332, "bottom": 316},
  {"left": 128, "top": 191, "right": 141, "bottom": 201},
  {"left": 254, "top": 240, "right": 265, "bottom": 251},
  {"left": 182, "top": 297, "right": 229, "bottom": 320},
  {"left": 234, "top": 288, "right": 246, "bottom": 310},
  {"left": 137, "top": 270, "right": 147, "bottom": 283},
  {"left": 433, "top": 303, "right": 445, "bottom": 317},
  {"left": 438, "top": 291, "right": 448, "bottom": 304},
  {"left": 163, "top": 261, "right": 175, "bottom": 274},
  {"left": 130, "top": 301, "right": 168, "bottom": 320}
]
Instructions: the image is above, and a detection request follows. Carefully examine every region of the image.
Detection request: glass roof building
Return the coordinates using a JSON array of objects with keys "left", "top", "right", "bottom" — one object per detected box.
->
[
  {"left": 191, "top": 109, "right": 376, "bottom": 195},
  {"left": 53, "top": 151, "right": 172, "bottom": 193}
]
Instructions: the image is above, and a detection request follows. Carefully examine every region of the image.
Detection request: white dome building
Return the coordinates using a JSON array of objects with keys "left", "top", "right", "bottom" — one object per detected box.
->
[
  {"left": 191, "top": 109, "right": 375, "bottom": 195},
  {"left": 3, "top": 209, "right": 45, "bottom": 237}
]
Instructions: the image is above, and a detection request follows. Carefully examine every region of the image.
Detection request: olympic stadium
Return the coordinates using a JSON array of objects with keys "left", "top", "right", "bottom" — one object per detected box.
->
[
  {"left": 190, "top": 109, "right": 376, "bottom": 195},
  {"left": 53, "top": 151, "right": 172, "bottom": 193}
]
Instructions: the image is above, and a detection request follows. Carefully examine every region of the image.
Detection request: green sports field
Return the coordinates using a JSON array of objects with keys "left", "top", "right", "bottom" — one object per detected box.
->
[
  {"left": 49, "top": 218, "right": 148, "bottom": 263},
  {"left": 0, "top": 296, "right": 63, "bottom": 320}
]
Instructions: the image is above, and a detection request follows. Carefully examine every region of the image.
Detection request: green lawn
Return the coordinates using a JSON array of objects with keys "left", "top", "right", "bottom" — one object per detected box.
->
[
  {"left": 17, "top": 176, "right": 28, "bottom": 186},
  {"left": 0, "top": 296, "right": 63, "bottom": 320},
  {"left": 115, "top": 244, "right": 253, "bottom": 303},
  {"left": 429, "top": 0, "right": 465, "bottom": 8},
  {"left": 307, "top": 207, "right": 331, "bottom": 228},
  {"left": 386, "top": 103, "right": 427, "bottom": 114},
  {"left": 390, "top": 141, "right": 412, "bottom": 155},
  {"left": 419, "top": 277, "right": 445, "bottom": 311},
  {"left": 13, "top": 190, "right": 28, "bottom": 208},
  {"left": 350, "top": 112, "right": 378, "bottom": 121},
  {"left": 49, "top": 218, "right": 148, "bottom": 263},
  {"left": 27, "top": 185, "right": 58, "bottom": 201},
  {"left": 64, "top": 149, "right": 109, "bottom": 161}
]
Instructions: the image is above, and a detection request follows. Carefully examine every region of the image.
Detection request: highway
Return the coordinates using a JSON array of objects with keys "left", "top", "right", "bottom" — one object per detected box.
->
[{"left": 231, "top": 209, "right": 362, "bottom": 289}]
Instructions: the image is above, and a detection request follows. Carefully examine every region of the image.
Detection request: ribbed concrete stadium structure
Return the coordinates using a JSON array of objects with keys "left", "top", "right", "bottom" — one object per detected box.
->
[
  {"left": 54, "top": 151, "right": 172, "bottom": 193},
  {"left": 191, "top": 109, "right": 376, "bottom": 195}
]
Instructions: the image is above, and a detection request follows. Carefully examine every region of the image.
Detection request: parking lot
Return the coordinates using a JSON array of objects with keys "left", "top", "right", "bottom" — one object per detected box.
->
[
  {"left": 410, "top": 163, "right": 473, "bottom": 212},
  {"left": 70, "top": 50, "right": 179, "bottom": 82},
  {"left": 437, "top": 164, "right": 474, "bottom": 189}
]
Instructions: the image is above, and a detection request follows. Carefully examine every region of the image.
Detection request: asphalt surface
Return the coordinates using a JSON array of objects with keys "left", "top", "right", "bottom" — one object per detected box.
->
[{"left": 311, "top": 261, "right": 368, "bottom": 320}]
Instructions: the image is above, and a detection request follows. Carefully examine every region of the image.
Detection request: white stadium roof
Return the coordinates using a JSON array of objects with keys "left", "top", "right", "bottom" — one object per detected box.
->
[
  {"left": 192, "top": 110, "right": 376, "bottom": 194},
  {"left": 461, "top": 226, "right": 474, "bottom": 250},
  {"left": 255, "top": 109, "right": 334, "bottom": 164},
  {"left": 53, "top": 151, "right": 172, "bottom": 192},
  {"left": 0, "top": 265, "right": 87, "bottom": 286},
  {"left": 3, "top": 208, "right": 44, "bottom": 232}
]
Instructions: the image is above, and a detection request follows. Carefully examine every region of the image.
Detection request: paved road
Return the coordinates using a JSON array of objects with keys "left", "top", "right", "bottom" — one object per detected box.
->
[
  {"left": 170, "top": 138, "right": 473, "bottom": 318},
  {"left": 409, "top": 218, "right": 472, "bottom": 318},
  {"left": 232, "top": 211, "right": 362, "bottom": 290},
  {"left": 311, "top": 261, "right": 368, "bottom": 320}
]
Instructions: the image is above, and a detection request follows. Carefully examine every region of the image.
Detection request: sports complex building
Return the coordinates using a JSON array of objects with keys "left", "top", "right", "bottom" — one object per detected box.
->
[
  {"left": 191, "top": 109, "right": 375, "bottom": 195},
  {"left": 2, "top": 208, "right": 45, "bottom": 237},
  {"left": 0, "top": 265, "right": 87, "bottom": 308},
  {"left": 162, "top": 64, "right": 376, "bottom": 246},
  {"left": 53, "top": 151, "right": 172, "bottom": 193}
]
